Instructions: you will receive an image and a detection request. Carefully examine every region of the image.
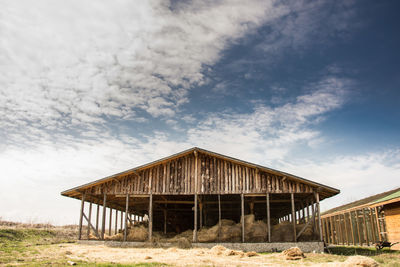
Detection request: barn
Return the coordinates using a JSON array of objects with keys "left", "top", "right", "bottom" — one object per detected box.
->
[
  {"left": 321, "top": 187, "right": 400, "bottom": 250},
  {"left": 61, "top": 147, "right": 339, "bottom": 252}
]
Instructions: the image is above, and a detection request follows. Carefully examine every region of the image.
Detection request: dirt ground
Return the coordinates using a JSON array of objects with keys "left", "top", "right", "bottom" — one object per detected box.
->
[{"left": 36, "top": 243, "right": 390, "bottom": 266}]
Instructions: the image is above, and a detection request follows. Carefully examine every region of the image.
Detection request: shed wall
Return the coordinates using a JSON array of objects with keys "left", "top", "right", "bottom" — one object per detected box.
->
[{"left": 385, "top": 203, "right": 400, "bottom": 250}]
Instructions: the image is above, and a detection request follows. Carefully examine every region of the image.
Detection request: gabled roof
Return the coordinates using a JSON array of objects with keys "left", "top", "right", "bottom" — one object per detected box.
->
[
  {"left": 322, "top": 187, "right": 400, "bottom": 216},
  {"left": 61, "top": 147, "right": 339, "bottom": 197}
]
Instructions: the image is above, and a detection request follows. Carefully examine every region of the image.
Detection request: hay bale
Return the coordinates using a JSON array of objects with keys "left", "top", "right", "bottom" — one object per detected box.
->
[
  {"left": 282, "top": 247, "right": 305, "bottom": 260},
  {"left": 243, "top": 214, "right": 255, "bottom": 225},
  {"left": 245, "top": 251, "right": 258, "bottom": 257},
  {"left": 343, "top": 256, "right": 379, "bottom": 267},
  {"left": 271, "top": 221, "right": 293, "bottom": 242},
  {"left": 225, "top": 249, "right": 244, "bottom": 257},
  {"left": 220, "top": 219, "right": 235, "bottom": 226},
  {"left": 220, "top": 224, "right": 241, "bottom": 242},
  {"left": 176, "top": 237, "right": 191, "bottom": 248},
  {"left": 127, "top": 225, "right": 148, "bottom": 241},
  {"left": 198, "top": 225, "right": 219, "bottom": 242},
  {"left": 88, "top": 233, "right": 98, "bottom": 240},
  {"left": 210, "top": 245, "right": 227, "bottom": 255}
]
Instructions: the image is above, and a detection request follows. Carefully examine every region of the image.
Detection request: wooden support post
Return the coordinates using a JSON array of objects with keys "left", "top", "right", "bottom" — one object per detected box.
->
[
  {"left": 369, "top": 208, "right": 376, "bottom": 243},
  {"left": 120, "top": 210, "right": 123, "bottom": 231},
  {"left": 101, "top": 192, "right": 107, "bottom": 240},
  {"left": 336, "top": 215, "right": 341, "bottom": 244},
  {"left": 218, "top": 194, "right": 221, "bottom": 241},
  {"left": 306, "top": 200, "right": 310, "bottom": 222},
  {"left": 329, "top": 216, "right": 337, "bottom": 244},
  {"left": 301, "top": 201, "right": 305, "bottom": 223},
  {"left": 124, "top": 193, "right": 129, "bottom": 241},
  {"left": 163, "top": 209, "right": 167, "bottom": 235},
  {"left": 193, "top": 150, "right": 198, "bottom": 243},
  {"left": 374, "top": 207, "right": 382, "bottom": 241},
  {"left": 96, "top": 203, "right": 100, "bottom": 233},
  {"left": 109, "top": 208, "right": 112, "bottom": 236},
  {"left": 291, "top": 193, "right": 297, "bottom": 242},
  {"left": 199, "top": 201, "right": 203, "bottom": 229},
  {"left": 356, "top": 210, "right": 362, "bottom": 245},
  {"left": 78, "top": 192, "right": 86, "bottom": 240},
  {"left": 349, "top": 211, "right": 355, "bottom": 245},
  {"left": 315, "top": 192, "right": 323, "bottom": 242},
  {"left": 115, "top": 209, "right": 118, "bottom": 235},
  {"left": 362, "top": 208, "right": 369, "bottom": 245},
  {"left": 266, "top": 193, "right": 271, "bottom": 242},
  {"left": 87, "top": 201, "right": 92, "bottom": 239},
  {"left": 343, "top": 213, "right": 349, "bottom": 245},
  {"left": 149, "top": 193, "right": 153, "bottom": 242},
  {"left": 241, "top": 193, "right": 245, "bottom": 243}
]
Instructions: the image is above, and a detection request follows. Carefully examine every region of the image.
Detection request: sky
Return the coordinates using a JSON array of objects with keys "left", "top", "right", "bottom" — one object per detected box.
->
[{"left": 0, "top": 0, "right": 399, "bottom": 225}]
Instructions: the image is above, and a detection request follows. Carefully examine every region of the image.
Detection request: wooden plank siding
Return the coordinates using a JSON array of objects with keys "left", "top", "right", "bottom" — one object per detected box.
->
[{"left": 85, "top": 152, "right": 315, "bottom": 196}]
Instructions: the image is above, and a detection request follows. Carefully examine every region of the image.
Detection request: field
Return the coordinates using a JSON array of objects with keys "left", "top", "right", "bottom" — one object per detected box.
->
[{"left": 1, "top": 221, "right": 399, "bottom": 266}]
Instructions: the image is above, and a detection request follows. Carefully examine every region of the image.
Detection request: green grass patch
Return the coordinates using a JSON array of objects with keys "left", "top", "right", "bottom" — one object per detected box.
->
[{"left": 329, "top": 246, "right": 400, "bottom": 256}]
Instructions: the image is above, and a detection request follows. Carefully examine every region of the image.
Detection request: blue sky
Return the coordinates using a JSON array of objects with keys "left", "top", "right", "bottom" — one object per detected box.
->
[{"left": 0, "top": 0, "right": 399, "bottom": 224}]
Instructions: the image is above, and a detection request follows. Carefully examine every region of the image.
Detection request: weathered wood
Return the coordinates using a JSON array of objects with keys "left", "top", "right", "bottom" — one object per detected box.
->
[
  {"left": 83, "top": 212, "right": 100, "bottom": 239},
  {"left": 297, "top": 214, "right": 313, "bottom": 240},
  {"left": 266, "top": 193, "right": 271, "bottom": 242},
  {"left": 374, "top": 207, "right": 382, "bottom": 241},
  {"left": 78, "top": 192, "right": 86, "bottom": 240},
  {"left": 193, "top": 193, "right": 198, "bottom": 242},
  {"left": 362, "top": 209, "right": 369, "bottom": 245},
  {"left": 291, "top": 193, "right": 297, "bottom": 241},
  {"left": 329, "top": 216, "right": 335, "bottom": 244},
  {"left": 355, "top": 210, "right": 362, "bottom": 245},
  {"left": 115, "top": 209, "right": 118, "bottom": 235},
  {"left": 120, "top": 210, "right": 123, "bottom": 232},
  {"left": 96, "top": 204, "right": 100, "bottom": 233},
  {"left": 124, "top": 193, "right": 129, "bottom": 241},
  {"left": 241, "top": 193, "right": 245, "bottom": 243},
  {"left": 149, "top": 193, "right": 153, "bottom": 242},
  {"left": 349, "top": 211, "right": 355, "bottom": 245},
  {"left": 87, "top": 201, "right": 92, "bottom": 239},
  {"left": 109, "top": 208, "right": 112, "bottom": 236},
  {"left": 369, "top": 208, "right": 376, "bottom": 243},
  {"left": 101, "top": 192, "right": 107, "bottom": 240},
  {"left": 315, "top": 192, "right": 323, "bottom": 242}
]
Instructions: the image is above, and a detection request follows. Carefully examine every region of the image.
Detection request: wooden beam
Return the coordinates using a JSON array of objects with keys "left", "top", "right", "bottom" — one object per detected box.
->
[
  {"left": 315, "top": 192, "right": 323, "bottom": 242},
  {"left": 241, "top": 193, "right": 245, "bottom": 243},
  {"left": 193, "top": 194, "right": 198, "bottom": 242},
  {"left": 374, "top": 207, "right": 382, "bottom": 241},
  {"left": 349, "top": 211, "right": 355, "bottom": 245},
  {"left": 369, "top": 208, "right": 376, "bottom": 243},
  {"left": 87, "top": 201, "right": 92, "bottom": 239},
  {"left": 109, "top": 208, "right": 112, "bottom": 236},
  {"left": 297, "top": 215, "right": 313, "bottom": 240},
  {"left": 115, "top": 209, "right": 118, "bottom": 235},
  {"left": 291, "top": 193, "right": 296, "bottom": 242},
  {"left": 362, "top": 209, "right": 369, "bottom": 245},
  {"left": 149, "top": 193, "right": 153, "bottom": 242},
  {"left": 83, "top": 212, "right": 100, "bottom": 239},
  {"left": 343, "top": 213, "right": 349, "bottom": 245},
  {"left": 120, "top": 210, "right": 123, "bottom": 232},
  {"left": 355, "top": 210, "right": 362, "bottom": 245},
  {"left": 266, "top": 193, "right": 271, "bottom": 242},
  {"left": 124, "top": 193, "right": 129, "bottom": 241},
  {"left": 96, "top": 203, "right": 100, "bottom": 233},
  {"left": 78, "top": 192, "right": 86, "bottom": 240},
  {"left": 329, "top": 216, "right": 335, "bottom": 244},
  {"left": 102, "top": 192, "right": 107, "bottom": 240}
]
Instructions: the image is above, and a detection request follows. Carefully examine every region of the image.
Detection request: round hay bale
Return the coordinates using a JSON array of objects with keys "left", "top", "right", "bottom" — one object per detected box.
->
[
  {"left": 210, "top": 245, "right": 227, "bottom": 255},
  {"left": 176, "top": 237, "right": 192, "bottom": 249},
  {"left": 220, "top": 224, "right": 241, "bottom": 242},
  {"left": 271, "top": 222, "right": 293, "bottom": 242},
  {"left": 282, "top": 247, "right": 305, "bottom": 260},
  {"left": 343, "top": 256, "right": 379, "bottom": 267}
]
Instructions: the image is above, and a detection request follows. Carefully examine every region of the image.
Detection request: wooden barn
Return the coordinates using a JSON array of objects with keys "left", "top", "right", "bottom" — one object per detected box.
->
[
  {"left": 321, "top": 187, "right": 400, "bottom": 250},
  {"left": 61, "top": 147, "right": 339, "bottom": 251}
]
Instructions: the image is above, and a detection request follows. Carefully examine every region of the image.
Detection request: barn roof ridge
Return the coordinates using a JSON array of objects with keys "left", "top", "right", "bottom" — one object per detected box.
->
[{"left": 61, "top": 146, "right": 339, "bottom": 197}]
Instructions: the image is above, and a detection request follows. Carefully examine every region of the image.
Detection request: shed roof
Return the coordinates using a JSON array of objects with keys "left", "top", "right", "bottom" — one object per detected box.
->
[
  {"left": 61, "top": 147, "right": 339, "bottom": 198},
  {"left": 322, "top": 187, "right": 400, "bottom": 216}
]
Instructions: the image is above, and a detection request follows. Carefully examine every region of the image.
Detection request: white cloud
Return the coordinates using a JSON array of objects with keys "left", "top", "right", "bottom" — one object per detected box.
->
[{"left": 0, "top": 0, "right": 288, "bottom": 139}]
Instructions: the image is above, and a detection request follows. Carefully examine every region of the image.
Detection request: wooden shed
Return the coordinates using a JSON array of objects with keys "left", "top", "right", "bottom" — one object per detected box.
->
[
  {"left": 61, "top": 147, "right": 339, "bottom": 246},
  {"left": 321, "top": 187, "right": 400, "bottom": 250}
]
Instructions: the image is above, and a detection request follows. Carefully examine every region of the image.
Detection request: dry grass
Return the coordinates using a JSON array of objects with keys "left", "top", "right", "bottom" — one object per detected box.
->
[{"left": 1, "top": 220, "right": 399, "bottom": 266}]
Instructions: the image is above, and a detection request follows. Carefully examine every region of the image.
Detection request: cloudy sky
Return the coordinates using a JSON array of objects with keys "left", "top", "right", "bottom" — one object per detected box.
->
[{"left": 1, "top": 0, "right": 399, "bottom": 225}]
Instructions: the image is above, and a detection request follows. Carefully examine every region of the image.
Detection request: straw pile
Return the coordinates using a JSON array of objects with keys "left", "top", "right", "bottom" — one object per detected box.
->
[
  {"left": 343, "top": 256, "right": 379, "bottom": 267},
  {"left": 282, "top": 247, "right": 305, "bottom": 260}
]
